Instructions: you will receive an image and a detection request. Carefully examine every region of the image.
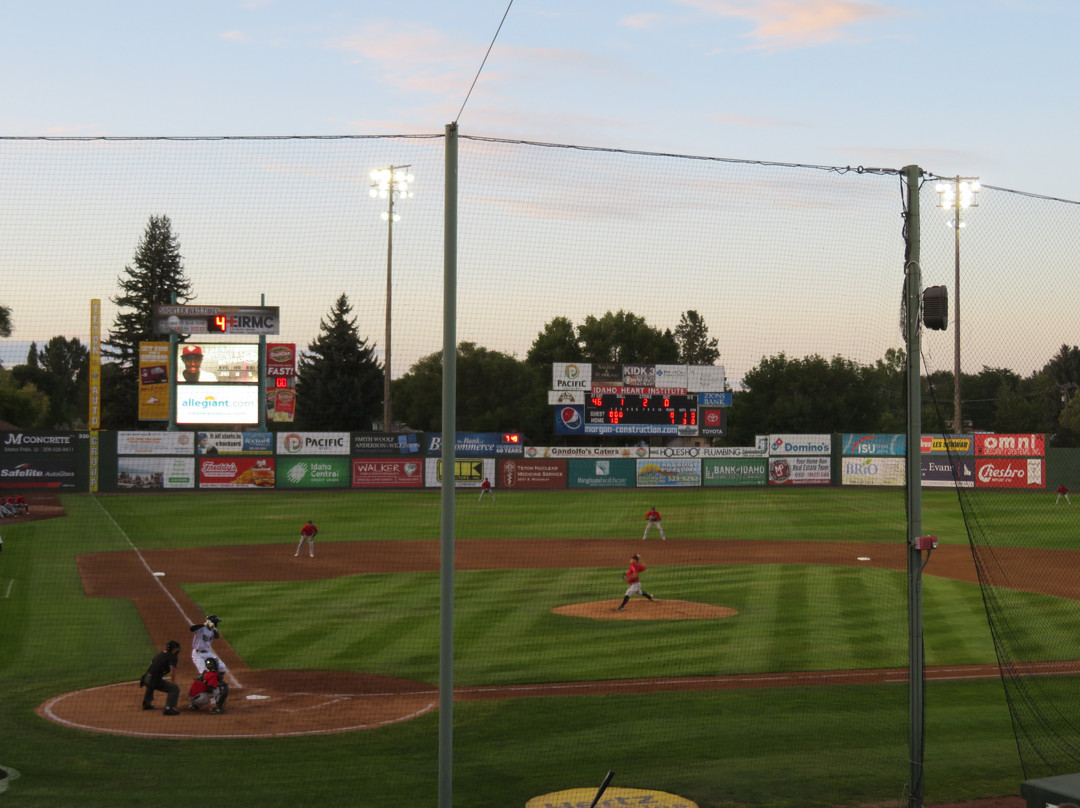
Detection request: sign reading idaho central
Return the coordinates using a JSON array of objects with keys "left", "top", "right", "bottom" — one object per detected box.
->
[{"left": 526, "top": 786, "right": 698, "bottom": 808}]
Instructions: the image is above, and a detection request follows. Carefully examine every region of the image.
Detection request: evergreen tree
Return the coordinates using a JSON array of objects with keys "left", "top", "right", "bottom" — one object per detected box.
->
[
  {"left": 674, "top": 310, "right": 720, "bottom": 365},
  {"left": 0, "top": 303, "right": 11, "bottom": 338},
  {"left": 104, "top": 215, "right": 194, "bottom": 368},
  {"left": 295, "top": 294, "right": 383, "bottom": 430},
  {"left": 102, "top": 215, "right": 194, "bottom": 428},
  {"left": 11, "top": 337, "right": 88, "bottom": 428}
]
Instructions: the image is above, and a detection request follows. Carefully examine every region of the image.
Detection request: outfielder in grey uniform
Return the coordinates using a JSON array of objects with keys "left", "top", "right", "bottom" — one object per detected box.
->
[{"left": 189, "top": 614, "right": 226, "bottom": 676}]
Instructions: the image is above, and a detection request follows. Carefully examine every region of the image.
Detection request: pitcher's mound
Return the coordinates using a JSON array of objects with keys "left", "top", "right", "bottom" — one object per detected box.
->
[{"left": 553, "top": 599, "right": 737, "bottom": 620}]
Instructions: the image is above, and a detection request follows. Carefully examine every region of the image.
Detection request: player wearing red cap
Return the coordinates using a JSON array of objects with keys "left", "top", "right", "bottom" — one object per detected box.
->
[{"left": 179, "top": 345, "right": 217, "bottom": 382}]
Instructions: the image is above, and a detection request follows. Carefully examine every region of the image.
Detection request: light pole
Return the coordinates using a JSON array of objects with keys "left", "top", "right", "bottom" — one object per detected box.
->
[
  {"left": 936, "top": 176, "right": 979, "bottom": 434},
  {"left": 370, "top": 165, "right": 414, "bottom": 433}
]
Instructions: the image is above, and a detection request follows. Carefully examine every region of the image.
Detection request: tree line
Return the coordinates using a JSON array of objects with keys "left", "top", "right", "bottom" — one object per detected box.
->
[{"left": 1, "top": 215, "right": 1079, "bottom": 446}]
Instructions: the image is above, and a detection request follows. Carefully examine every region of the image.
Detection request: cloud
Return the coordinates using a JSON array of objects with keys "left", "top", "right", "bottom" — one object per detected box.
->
[
  {"left": 620, "top": 13, "right": 666, "bottom": 29},
  {"left": 220, "top": 31, "right": 250, "bottom": 42},
  {"left": 674, "top": 0, "right": 901, "bottom": 51},
  {"left": 709, "top": 112, "right": 808, "bottom": 128}
]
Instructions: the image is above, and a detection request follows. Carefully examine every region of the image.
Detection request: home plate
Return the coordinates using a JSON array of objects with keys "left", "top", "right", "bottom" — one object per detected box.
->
[
  {"left": 152, "top": 572, "right": 165, "bottom": 576},
  {"left": 857, "top": 557, "right": 871, "bottom": 561},
  {"left": 246, "top": 694, "right": 270, "bottom": 700}
]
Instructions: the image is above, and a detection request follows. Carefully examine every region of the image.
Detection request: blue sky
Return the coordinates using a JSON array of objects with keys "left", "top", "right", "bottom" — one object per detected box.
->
[
  {"left": 2, "top": 0, "right": 1076, "bottom": 199},
  {"left": 1, "top": 1, "right": 1076, "bottom": 384}
]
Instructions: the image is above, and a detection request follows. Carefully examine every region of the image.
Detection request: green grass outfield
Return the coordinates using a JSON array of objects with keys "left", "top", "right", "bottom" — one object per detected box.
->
[{"left": 1, "top": 487, "right": 1070, "bottom": 806}]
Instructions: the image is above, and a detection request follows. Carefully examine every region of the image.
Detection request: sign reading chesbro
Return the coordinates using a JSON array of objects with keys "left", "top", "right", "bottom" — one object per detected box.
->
[{"left": 526, "top": 786, "right": 698, "bottom": 808}]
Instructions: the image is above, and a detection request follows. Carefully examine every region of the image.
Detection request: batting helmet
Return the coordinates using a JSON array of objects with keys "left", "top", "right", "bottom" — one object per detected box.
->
[
  {"left": 205, "top": 657, "right": 219, "bottom": 672},
  {"left": 206, "top": 614, "right": 221, "bottom": 625}
]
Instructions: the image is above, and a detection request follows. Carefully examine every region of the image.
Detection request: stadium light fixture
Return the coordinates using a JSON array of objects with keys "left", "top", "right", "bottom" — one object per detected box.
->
[
  {"left": 936, "top": 176, "right": 980, "bottom": 435},
  {"left": 369, "top": 165, "right": 414, "bottom": 433}
]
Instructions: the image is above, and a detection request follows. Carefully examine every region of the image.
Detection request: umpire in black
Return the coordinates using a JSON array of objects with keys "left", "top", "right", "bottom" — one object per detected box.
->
[{"left": 141, "top": 640, "right": 181, "bottom": 715}]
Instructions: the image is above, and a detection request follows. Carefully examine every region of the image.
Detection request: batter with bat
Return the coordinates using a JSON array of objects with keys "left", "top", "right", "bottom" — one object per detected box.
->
[
  {"left": 189, "top": 613, "right": 226, "bottom": 676},
  {"left": 618, "top": 553, "right": 655, "bottom": 611}
]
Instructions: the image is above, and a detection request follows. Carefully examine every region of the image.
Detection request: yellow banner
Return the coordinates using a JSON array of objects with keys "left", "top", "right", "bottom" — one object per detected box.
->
[
  {"left": 138, "top": 341, "right": 171, "bottom": 421},
  {"left": 89, "top": 300, "right": 101, "bottom": 429}
]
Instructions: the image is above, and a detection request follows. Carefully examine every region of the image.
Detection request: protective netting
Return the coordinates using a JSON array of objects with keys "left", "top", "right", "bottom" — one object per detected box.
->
[
  {"left": 918, "top": 180, "right": 1080, "bottom": 782},
  {"left": 0, "top": 133, "right": 1071, "bottom": 807}
]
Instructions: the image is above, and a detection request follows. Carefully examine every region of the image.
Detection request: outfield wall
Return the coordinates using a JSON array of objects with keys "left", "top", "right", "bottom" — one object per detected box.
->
[{"left": 3, "top": 429, "right": 1071, "bottom": 494}]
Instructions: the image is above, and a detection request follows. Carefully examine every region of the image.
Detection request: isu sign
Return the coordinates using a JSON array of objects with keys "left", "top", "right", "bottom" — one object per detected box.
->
[{"left": 975, "top": 458, "right": 1044, "bottom": 488}]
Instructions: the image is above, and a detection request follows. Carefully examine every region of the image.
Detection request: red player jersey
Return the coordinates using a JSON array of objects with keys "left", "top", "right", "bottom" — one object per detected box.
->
[{"left": 626, "top": 562, "right": 647, "bottom": 583}]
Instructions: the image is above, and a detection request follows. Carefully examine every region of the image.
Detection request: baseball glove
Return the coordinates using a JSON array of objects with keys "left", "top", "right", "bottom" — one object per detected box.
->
[{"left": 622, "top": 572, "right": 628, "bottom": 581}]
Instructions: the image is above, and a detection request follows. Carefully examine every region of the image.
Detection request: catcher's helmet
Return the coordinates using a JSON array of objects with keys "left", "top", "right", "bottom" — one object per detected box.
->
[
  {"left": 205, "top": 657, "right": 219, "bottom": 672},
  {"left": 206, "top": 614, "right": 220, "bottom": 625}
]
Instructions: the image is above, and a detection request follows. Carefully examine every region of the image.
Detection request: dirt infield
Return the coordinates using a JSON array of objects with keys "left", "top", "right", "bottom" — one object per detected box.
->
[{"left": 32, "top": 495, "right": 1080, "bottom": 754}]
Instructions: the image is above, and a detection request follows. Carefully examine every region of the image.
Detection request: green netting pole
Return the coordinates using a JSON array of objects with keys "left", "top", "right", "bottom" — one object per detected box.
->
[
  {"left": 903, "top": 164, "right": 925, "bottom": 808},
  {"left": 439, "top": 121, "right": 459, "bottom": 808}
]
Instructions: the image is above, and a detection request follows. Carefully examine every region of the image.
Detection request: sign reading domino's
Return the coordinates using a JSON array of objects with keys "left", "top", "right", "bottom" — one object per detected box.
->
[{"left": 768, "top": 434, "right": 831, "bottom": 455}]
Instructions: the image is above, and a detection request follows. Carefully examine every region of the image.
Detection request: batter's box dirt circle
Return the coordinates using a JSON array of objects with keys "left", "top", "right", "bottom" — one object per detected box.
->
[{"left": 37, "top": 669, "right": 437, "bottom": 739}]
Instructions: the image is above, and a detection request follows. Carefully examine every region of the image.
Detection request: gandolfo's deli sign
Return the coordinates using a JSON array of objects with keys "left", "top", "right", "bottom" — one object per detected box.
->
[
  {"left": 266, "top": 343, "right": 296, "bottom": 377},
  {"left": 199, "top": 457, "right": 276, "bottom": 488}
]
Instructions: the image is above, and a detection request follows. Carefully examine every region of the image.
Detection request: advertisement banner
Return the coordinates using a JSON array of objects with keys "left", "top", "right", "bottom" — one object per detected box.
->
[
  {"left": 276, "top": 432, "right": 350, "bottom": 456},
  {"left": 197, "top": 431, "right": 273, "bottom": 456},
  {"left": 118, "top": 457, "right": 195, "bottom": 489},
  {"left": 351, "top": 458, "right": 425, "bottom": 488},
  {"left": 768, "top": 456, "right": 831, "bottom": 485},
  {"left": 276, "top": 456, "right": 351, "bottom": 489},
  {"left": 637, "top": 458, "right": 702, "bottom": 487},
  {"left": 498, "top": 459, "right": 567, "bottom": 489},
  {"left": 423, "top": 458, "right": 494, "bottom": 487},
  {"left": 548, "top": 390, "right": 585, "bottom": 405},
  {"left": 198, "top": 457, "right": 275, "bottom": 488},
  {"left": 976, "top": 458, "right": 1045, "bottom": 488},
  {"left": 138, "top": 341, "right": 170, "bottom": 421},
  {"left": 0, "top": 455, "right": 79, "bottom": 488},
  {"left": 352, "top": 432, "right": 424, "bottom": 456},
  {"left": 699, "top": 407, "right": 726, "bottom": 437},
  {"left": 768, "top": 434, "right": 832, "bottom": 456},
  {"left": 654, "top": 364, "right": 688, "bottom": 389},
  {"left": 842, "top": 434, "right": 906, "bottom": 456},
  {"left": 921, "top": 457, "right": 976, "bottom": 488},
  {"left": 568, "top": 458, "right": 636, "bottom": 488},
  {"left": 697, "top": 392, "right": 733, "bottom": 407},
  {"left": 525, "top": 446, "right": 648, "bottom": 459},
  {"left": 423, "top": 433, "right": 525, "bottom": 456},
  {"left": 842, "top": 457, "right": 906, "bottom": 486},
  {"left": 553, "top": 362, "right": 591, "bottom": 390},
  {"left": 266, "top": 388, "right": 296, "bottom": 423},
  {"left": 701, "top": 445, "right": 768, "bottom": 458},
  {"left": 117, "top": 431, "right": 195, "bottom": 456},
  {"left": 592, "top": 363, "right": 622, "bottom": 385},
  {"left": 702, "top": 458, "right": 767, "bottom": 487},
  {"left": 176, "top": 385, "right": 262, "bottom": 425},
  {"left": 265, "top": 342, "right": 297, "bottom": 378},
  {"left": 920, "top": 435, "right": 974, "bottom": 455},
  {"left": 687, "top": 365, "right": 726, "bottom": 392},
  {"left": 1, "top": 430, "right": 80, "bottom": 454},
  {"left": 974, "top": 434, "right": 1045, "bottom": 457}
]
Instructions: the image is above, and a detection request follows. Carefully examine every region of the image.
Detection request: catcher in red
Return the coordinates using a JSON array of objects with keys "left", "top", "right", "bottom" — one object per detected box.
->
[
  {"left": 643, "top": 506, "right": 666, "bottom": 540},
  {"left": 618, "top": 553, "right": 655, "bottom": 611}
]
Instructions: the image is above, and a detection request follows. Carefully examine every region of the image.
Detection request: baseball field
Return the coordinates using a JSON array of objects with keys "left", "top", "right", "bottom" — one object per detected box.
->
[{"left": 2, "top": 486, "right": 1075, "bottom": 807}]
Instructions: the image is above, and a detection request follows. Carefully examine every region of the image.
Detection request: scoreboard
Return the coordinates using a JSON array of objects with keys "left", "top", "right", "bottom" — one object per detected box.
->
[
  {"left": 586, "top": 394, "right": 697, "bottom": 427},
  {"left": 153, "top": 305, "right": 280, "bottom": 336}
]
